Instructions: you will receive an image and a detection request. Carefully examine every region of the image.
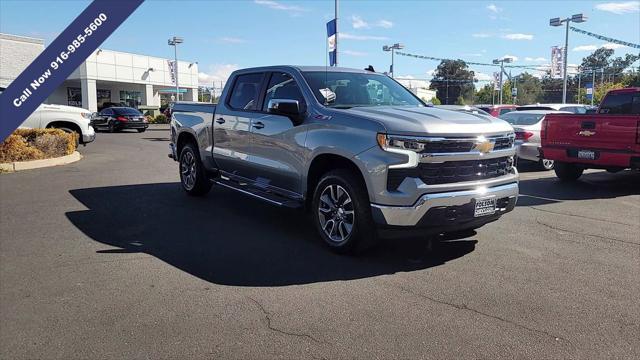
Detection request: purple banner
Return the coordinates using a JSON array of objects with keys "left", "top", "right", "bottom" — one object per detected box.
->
[{"left": 0, "top": 0, "right": 144, "bottom": 141}]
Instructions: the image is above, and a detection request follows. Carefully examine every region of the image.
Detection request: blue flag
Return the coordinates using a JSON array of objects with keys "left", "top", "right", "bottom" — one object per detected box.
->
[
  {"left": 327, "top": 19, "right": 336, "bottom": 66},
  {"left": 0, "top": 0, "right": 144, "bottom": 141}
]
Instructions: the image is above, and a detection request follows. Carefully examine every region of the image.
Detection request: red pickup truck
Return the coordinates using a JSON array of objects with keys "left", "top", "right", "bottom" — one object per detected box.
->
[{"left": 540, "top": 87, "right": 640, "bottom": 181}]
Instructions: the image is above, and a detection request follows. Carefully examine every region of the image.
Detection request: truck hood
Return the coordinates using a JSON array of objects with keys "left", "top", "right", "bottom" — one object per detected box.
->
[{"left": 344, "top": 106, "right": 514, "bottom": 136}]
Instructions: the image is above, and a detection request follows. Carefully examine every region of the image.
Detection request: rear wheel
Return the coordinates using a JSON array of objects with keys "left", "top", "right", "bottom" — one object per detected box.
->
[
  {"left": 554, "top": 162, "right": 583, "bottom": 181},
  {"left": 179, "top": 142, "right": 212, "bottom": 196},
  {"left": 137, "top": 128, "right": 146, "bottom": 133},
  {"left": 312, "top": 169, "right": 376, "bottom": 254},
  {"left": 539, "top": 158, "right": 555, "bottom": 170}
]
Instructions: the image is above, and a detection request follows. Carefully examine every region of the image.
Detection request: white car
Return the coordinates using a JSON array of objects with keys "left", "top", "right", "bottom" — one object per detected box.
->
[
  {"left": 499, "top": 110, "right": 570, "bottom": 170},
  {"left": 517, "top": 103, "right": 589, "bottom": 114},
  {"left": 20, "top": 103, "right": 96, "bottom": 144}
]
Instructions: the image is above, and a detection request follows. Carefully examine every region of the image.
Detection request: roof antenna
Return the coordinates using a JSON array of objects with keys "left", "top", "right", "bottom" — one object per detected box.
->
[{"left": 365, "top": 65, "right": 375, "bottom": 72}]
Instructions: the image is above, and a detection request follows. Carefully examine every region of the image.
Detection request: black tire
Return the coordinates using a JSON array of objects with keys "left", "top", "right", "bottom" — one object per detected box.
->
[
  {"left": 137, "top": 128, "right": 146, "bottom": 133},
  {"left": 554, "top": 162, "right": 583, "bottom": 181},
  {"left": 108, "top": 122, "right": 116, "bottom": 133},
  {"left": 179, "top": 142, "right": 212, "bottom": 196},
  {"left": 539, "top": 158, "right": 555, "bottom": 170},
  {"left": 312, "top": 169, "right": 377, "bottom": 254}
]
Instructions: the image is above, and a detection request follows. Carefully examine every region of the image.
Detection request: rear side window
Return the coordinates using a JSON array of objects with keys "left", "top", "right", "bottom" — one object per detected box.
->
[
  {"left": 228, "top": 73, "right": 263, "bottom": 111},
  {"left": 499, "top": 108, "right": 513, "bottom": 115},
  {"left": 599, "top": 92, "right": 634, "bottom": 114},
  {"left": 262, "top": 72, "right": 305, "bottom": 111},
  {"left": 100, "top": 108, "right": 113, "bottom": 115},
  {"left": 113, "top": 108, "right": 142, "bottom": 115}
]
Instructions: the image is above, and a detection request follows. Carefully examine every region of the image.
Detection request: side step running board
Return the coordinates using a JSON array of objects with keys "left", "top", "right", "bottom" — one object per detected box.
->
[{"left": 212, "top": 178, "right": 303, "bottom": 209}]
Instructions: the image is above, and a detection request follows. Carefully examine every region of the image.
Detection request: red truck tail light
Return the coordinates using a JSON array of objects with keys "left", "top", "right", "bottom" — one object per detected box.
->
[
  {"left": 515, "top": 131, "right": 534, "bottom": 141},
  {"left": 116, "top": 116, "right": 128, "bottom": 122}
]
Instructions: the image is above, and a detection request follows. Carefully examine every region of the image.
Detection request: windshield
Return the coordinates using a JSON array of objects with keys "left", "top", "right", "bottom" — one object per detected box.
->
[
  {"left": 302, "top": 71, "right": 424, "bottom": 108},
  {"left": 499, "top": 112, "right": 545, "bottom": 125},
  {"left": 113, "top": 107, "right": 142, "bottom": 115}
]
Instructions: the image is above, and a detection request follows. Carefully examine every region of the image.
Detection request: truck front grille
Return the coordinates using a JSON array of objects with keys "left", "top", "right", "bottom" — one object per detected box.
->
[{"left": 387, "top": 156, "right": 513, "bottom": 190}]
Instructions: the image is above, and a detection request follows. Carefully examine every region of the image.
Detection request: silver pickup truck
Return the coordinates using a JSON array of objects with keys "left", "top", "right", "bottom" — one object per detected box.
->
[{"left": 169, "top": 66, "right": 518, "bottom": 253}]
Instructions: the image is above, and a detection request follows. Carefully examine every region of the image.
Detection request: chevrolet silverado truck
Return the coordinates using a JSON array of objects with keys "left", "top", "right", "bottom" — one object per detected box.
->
[
  {"left": 540, "top": 87, "right": 640, "bottom": 181},
  {"left": 169, "top": 66, "right": 518, "bottom": 253}
]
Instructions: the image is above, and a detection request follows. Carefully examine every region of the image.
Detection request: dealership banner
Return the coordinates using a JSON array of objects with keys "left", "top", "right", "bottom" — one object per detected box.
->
[
  {"left": 0, "top": 0, "right": 144, "bottom": 141},
  {"left": 550, "top": 46, "right": 564, "bottom": 79}
]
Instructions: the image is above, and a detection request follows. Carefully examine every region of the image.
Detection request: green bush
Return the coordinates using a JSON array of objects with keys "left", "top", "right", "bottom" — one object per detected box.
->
[
  {"left": 150, "top": 114, "right": 168, "bottom": 124},
  {"left": 0, "top": 128, "right": 77, "bottom": 163}
]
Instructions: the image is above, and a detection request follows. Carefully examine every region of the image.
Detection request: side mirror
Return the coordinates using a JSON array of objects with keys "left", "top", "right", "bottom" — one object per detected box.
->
[{"left": 267, "top": 99, "right": 305, "bottom": 124}]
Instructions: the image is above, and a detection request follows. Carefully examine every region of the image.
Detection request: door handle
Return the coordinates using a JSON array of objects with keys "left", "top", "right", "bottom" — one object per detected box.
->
[
  {"left": 252, "top": 121, "right": 265, "bottom": 129},
  {"left": 216, "top": 117, "right": 225, "bottom": 124}
]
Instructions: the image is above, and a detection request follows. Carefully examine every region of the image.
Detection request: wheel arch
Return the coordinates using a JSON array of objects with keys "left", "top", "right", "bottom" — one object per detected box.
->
[
  {"left": 46, "top": 120, "right": 82, "bottom": 134},
  {"left": 305, "top": 153, "right": 371, "bottom": 210}
]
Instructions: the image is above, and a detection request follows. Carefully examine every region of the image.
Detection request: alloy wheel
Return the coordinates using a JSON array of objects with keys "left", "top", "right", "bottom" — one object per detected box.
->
[
  {"left": 542, "top": 159, "right": 554, "bottom": 170},
  {"left": 317, "top": 184, "right": 355, "bottom": 243},
  {"left": 181, "top": 151, "right": 197, "bottom": 190}
]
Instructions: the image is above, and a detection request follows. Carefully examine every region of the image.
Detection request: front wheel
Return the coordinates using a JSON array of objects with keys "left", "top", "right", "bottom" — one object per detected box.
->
[
  {"left": 312, "top": 169, "right": 376, "bottom": 254},
  {"left": 554, "top": 162, "right": 583, "bottom": 181},
  {"left": 137, "top": 128, "right": 146, "bottom": 133},
  {"left": 539, "top": 158, "right": 555, "bottom": 170},
  {"left": 179, "top": 143, "right": 212, "bottom": 196}
]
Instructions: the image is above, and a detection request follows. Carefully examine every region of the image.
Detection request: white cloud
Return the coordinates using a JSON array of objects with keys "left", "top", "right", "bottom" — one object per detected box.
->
[
  {"left": 342, "top": 50, "right": 369, "bottom": 57},
  {"left": 474, "top": 72, "right": 493, "bottom": 81},
  {"left": 595, "top": 1, "right": 639, "bottom": 14},
  {"left": 525, "top": 57, "right": 547, "bottom": 62},
  {"left": 502, "top": 33, "right": 534, "bottom": 40},
  {"left": 218, "top": 37, "right": 246, "bottom": 44},
  {"left": 351, "top": 15, "right": 393, "bottom": 29},
  {"left": 254, "top": 0, "right": 308, "bottom": 14},
  {"left": 341, "top": 32, "right": 389, "bottom": 41},
  {"left": 487, "top": 4, "right": 502, "bottom": 13},
  {"left": 573, "top": 43, "right": 629, "bottom": 51},
  {"left": 352, "top": 15, "right": 368, "bottom": 29},
  {"left": 198, "top": 64, "right": 239, "bottom": 86},
  {"left": 502, "top": 54, "right": 519, "bottom": 62},
  {"left": 472, "top": 33, "right": 492, "bottom": 38}
]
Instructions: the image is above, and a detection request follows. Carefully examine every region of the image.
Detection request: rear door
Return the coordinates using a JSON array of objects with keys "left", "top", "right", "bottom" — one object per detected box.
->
[
  {"left": 212, "top": 72, "right": 266, "bottom": 179},
  {"left": 245, "top": 71, "right": 307, "bottom": 195}
]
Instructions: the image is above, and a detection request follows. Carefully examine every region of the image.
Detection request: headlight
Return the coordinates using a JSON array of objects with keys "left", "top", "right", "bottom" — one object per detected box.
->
[
  {"left": 376, "top": 133, "right": 420, "bottom": 169},
  {"left": 80, "top": 112, "right": 92, "bottom": 119}
]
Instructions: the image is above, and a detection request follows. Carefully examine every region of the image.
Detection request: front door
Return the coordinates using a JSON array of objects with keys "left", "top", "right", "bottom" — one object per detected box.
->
[{"left": 246, "top": 71, "right": 307, "bottom": 196}]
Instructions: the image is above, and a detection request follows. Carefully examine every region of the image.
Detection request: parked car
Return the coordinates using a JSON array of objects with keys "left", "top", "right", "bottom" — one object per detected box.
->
[
  {"left": 20, "top": 103, "right": 95, "bottom": 145},
  {"left": 98, "top": 102, "right": 126, "bottom": 111},
  {"left": 517, "top": 103, "right": 590, "bottom": 114},
  {"left": 91, "top": 107, "right": 149, "bottom": 133},
  {"left": 500, "top": 110, "right": 570, "bottom": 170},
  {"left": 436, "top": 105, "right": 492, "bottom": 116},
  {"left": 169, "top": 66, "right": 519, "bottom": 253},
  {"left": 477, "top": 104, "right": 518, "bottom": 117},
  {"left": 541, "top": 87, "right": 640, "bottom": 181}
]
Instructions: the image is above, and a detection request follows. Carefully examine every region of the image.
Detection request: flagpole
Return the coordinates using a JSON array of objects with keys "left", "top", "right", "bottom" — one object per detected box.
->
[{"left": 335, "top": 0, "right": 338, "bottom": 67}]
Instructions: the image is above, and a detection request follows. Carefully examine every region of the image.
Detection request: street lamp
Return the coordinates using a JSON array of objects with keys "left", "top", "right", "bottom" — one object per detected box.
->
[
  {"left": 550, "top": 13, "right": 587, "bottom": 104},
  {"left": 492, "top": 57, "right": 513, "bottom": 105},
  {"left": 168, "top": 36, "right": 184, "bottom": 102},
  {"left": 382, "top": 43, "right": 404, "bottom": 78}
]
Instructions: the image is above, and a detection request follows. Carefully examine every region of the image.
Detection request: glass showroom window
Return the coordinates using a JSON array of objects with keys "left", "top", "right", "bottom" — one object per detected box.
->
[{"left": 119, "top": 90, "right": 142, "bottom": 108}]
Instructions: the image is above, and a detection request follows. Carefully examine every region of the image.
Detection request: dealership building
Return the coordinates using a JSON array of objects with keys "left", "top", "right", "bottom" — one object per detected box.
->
[{"left": 0, "top": 33, "right": 199, "bottom": 112}]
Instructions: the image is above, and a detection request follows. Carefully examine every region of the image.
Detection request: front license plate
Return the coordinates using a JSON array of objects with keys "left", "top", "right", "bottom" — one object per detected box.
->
[
  {"left": 577, "top": 150, "right": 595, "bottom": 160},
  {"left": 474, "top": 197, "right": 496, "bottom": 217}
]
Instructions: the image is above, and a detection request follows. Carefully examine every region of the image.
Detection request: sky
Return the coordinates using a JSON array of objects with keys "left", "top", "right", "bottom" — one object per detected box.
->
[{"left": 1, "top": 0, "right": 639, "bottom": 88}]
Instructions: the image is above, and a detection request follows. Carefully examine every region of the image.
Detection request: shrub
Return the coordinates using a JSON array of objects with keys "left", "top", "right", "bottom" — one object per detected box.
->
[
  {"left": 153, "top": 114, "right": 168, "bottom": 124},
  {"left": 0, "top": 128, "right": 77, "bottom": 163}
]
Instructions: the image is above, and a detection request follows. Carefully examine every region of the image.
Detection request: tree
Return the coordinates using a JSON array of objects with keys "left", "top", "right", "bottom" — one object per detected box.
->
[
  {"left": 429, "top": 59, "right": 475, "bottom": 105},
  {"left": 428, "top": 96, "right": 441, "bottom": 105},
  {"left": 578, "top": 82, "right": 626, "bottom": 104},
  {"left": 474, "top": 84, "right": 494, "bottom": 104},
  {"left": 511, "top": 72, "right": 543, "bottom": 105}
]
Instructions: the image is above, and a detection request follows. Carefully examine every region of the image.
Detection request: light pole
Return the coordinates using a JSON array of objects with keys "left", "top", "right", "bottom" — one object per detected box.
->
[
  {"left": 492, "top": 57, "right": 512, "bottom": 105},
  {"left": 168, "top": 36, "right": 184, "bottom": 102},
  {"left": 550, "top": 14, "right": 587, "bottom": 104},
  {"left": 383, "top": 43, "right": 404, "bottom": 78}
]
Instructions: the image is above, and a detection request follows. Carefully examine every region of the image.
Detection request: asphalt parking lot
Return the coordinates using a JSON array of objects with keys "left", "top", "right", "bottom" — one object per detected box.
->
[{"left": 1, "top": 124, "right": 638, "bottom": 359}]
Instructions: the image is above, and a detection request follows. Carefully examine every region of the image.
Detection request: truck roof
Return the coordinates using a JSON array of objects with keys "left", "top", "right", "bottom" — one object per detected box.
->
[{"left": 232, "top": 65, "right": 374, "bottom": 74}]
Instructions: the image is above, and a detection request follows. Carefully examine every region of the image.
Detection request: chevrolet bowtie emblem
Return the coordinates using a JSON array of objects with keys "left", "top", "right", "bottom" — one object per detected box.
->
[
  {"left": 578, "top": 130, "right": 596, "bottom": 137},
  {"left": 474, "top": 140, "right": 495, "bottom": 154}
]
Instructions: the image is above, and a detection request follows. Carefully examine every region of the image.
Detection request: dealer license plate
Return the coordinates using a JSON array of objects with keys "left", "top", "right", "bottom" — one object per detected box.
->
[
  {"left": 474, "top": 197, "right": 497, "bottom": 217},
  {"left": 577, "top": 150, "right": 595, "bottom": 160}
]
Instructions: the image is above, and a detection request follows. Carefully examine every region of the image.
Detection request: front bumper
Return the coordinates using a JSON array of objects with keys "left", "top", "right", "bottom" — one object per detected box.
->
[
  {"left": 82, "top": 126, "right": 96, "bottom": 144},
  {"left": 117, "top": 121, "right": 148, "bottom": 129},
  {"left": 371, "top": 182, "right": 518, "bottom": 227}
]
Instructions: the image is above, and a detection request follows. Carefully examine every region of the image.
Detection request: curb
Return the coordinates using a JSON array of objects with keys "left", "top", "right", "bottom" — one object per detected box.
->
[{"left": 0, "top": 151, "right": 82, "bottom": 172}]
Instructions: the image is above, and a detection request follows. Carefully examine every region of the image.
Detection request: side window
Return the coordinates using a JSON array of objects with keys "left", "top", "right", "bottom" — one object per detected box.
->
[
  {"left": 100, "top": 108, "right": 113, "bottom": 116},
  {"left": 599, "top": 93, "right": 633, "bottom": 114},
  {"left": 499, "top": 108, "right": 513, "bottom": 115},
  {"left": 631, "top": 95, "right": 640, "bottom": 115},
  {"left": 262, "top": 72, "right": 305, "bottom": 111},
  {"left": 228, "top": 73, "right": 263, "bottom": 111},
  {"left": 560, "top": 106, "right": 576, "bottom": 113}
]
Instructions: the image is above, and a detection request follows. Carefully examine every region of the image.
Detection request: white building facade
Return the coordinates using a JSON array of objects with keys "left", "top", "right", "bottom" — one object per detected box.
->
[{"left": 1, "top": 33, "right": 199, "bottom": 112}]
